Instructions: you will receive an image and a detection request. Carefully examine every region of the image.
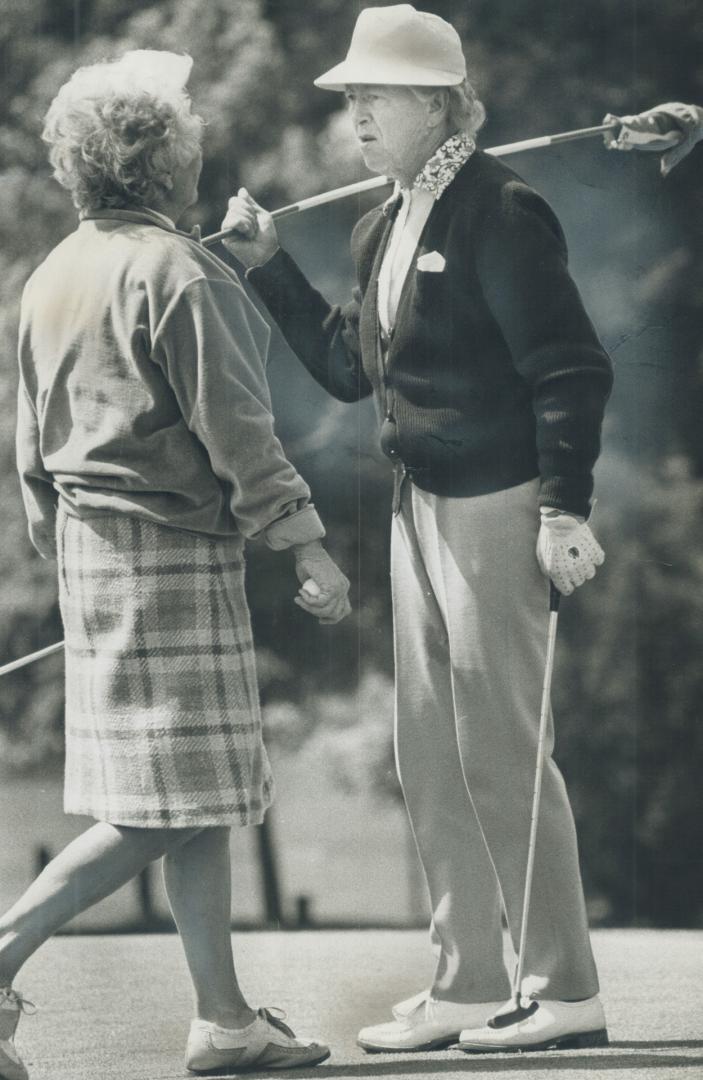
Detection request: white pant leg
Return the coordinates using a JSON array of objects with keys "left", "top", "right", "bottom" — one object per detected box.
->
[
  {"left": 391, "top": 485, "right": 511, "bottom": 1003},
  {"left": 411, "top": 478, "right": 599, "bottom": 1001}
]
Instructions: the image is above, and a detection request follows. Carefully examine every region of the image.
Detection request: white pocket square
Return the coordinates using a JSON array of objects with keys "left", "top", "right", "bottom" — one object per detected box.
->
[{"left": 416, "top": 250, "right": 446, "bottom": 273}]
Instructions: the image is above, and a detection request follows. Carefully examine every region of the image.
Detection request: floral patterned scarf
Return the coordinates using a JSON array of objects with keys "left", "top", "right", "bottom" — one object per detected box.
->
[{"left": 413, "top": 131, "right": 476, "bottom": 199}]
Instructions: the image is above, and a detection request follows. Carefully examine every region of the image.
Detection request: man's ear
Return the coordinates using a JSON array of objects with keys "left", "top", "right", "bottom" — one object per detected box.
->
[{"left": 427, "top": 88, "right": 450, "bottom": 129}]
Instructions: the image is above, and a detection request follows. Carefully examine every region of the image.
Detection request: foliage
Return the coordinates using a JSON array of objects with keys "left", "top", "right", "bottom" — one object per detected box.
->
[
  {"left": 555, "top": 463, "right": 703, "bottom": 927},
  {"left": 0, "top": 0, "right": 700, "bottom": 926}
]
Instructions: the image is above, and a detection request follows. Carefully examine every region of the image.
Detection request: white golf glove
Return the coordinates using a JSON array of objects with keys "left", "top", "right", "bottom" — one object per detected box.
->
[
  {"left": 536, "top": 509, "right": 604, "bottom": 597},
  {"left": 602, "top": 104, "right": 703, "bottom": 175}
]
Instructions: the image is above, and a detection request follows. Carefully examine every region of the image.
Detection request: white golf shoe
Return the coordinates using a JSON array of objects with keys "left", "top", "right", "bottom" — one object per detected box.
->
[
  {"left": 458, "top": 994, "right": 609, "bottom": 1053},
  {"left": 357, "top": 989, "right": 506, "bottom": 1052},
  {"left": 185, "top": 1007, "right": 330, "bottom": 1074},
  {"left": 0, "top": 987, "right": 34, "bottom": 1080}
]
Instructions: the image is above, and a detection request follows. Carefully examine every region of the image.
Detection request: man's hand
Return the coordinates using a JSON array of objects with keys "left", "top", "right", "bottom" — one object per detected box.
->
[
  {"left": 536, "top": 510, "right": 604, "bottom": 597},
  {"left": 221, "top": 188, "right": 280, "bottom": 268},
  {"left": 293, "top": 540, "right": 351, "bottom": 625}
]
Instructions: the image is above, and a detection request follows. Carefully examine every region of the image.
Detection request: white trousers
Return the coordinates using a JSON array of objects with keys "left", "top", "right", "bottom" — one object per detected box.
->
[{"left": 391, "top": 477, "right": 599, "bottom": 1003}]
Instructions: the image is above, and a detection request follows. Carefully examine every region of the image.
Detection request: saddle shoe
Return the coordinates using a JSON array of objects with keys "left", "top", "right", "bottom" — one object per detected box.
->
[
  {"left": 0, "top": 987, "right": 34, "bottom": 1080},
  {"left": 357, "top": 989, "right": 506, "bottom": 1053},
  {"left": 458, "top": 994, "right": 609, "bottom": 1053},
  {"left": 185, "top": 1007, "right": 330, "bottom": 1074}
]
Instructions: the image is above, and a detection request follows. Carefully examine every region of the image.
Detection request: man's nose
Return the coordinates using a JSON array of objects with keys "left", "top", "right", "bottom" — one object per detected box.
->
[{"left": 350, "top": 99, "right": 370, "bottom": 124}]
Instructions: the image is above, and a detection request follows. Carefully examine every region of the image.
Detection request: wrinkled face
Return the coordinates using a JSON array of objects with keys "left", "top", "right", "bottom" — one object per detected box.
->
[{"left": 344, "top": 84, "right": 438, "bottom": 182}]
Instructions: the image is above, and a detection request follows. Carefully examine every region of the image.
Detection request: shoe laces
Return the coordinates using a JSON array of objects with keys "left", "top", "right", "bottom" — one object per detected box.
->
[
  {"left": 259, "top": 1007, "right": 296, "bottom": 1040},
  {"left": 0, "top": 988, "right": 36, "bottom": 1016}
]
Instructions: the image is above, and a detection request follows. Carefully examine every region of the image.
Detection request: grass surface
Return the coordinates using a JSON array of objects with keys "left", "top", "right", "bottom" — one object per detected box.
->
[{"left": 15, "top": 928, "right": 703, "bottom": 1080}]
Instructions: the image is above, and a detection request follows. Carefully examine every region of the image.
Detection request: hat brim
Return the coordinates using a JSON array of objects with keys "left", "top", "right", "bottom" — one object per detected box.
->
[{"left": 314, "top": 57, "right": 465, "bottom": 91}]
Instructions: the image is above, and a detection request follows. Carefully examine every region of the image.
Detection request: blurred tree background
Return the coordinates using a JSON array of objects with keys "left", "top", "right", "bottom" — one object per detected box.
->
[{"left": 0, "top": 0, "right": 701, "bottom": 927}]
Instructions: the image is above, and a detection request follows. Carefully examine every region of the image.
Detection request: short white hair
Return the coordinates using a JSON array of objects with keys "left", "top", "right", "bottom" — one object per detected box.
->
[
  {"left": 43, "top": 51, "right": 203, "bottom": 212},
  {"left": 411, "top": 79, "right": 486, "bottom": 138}
]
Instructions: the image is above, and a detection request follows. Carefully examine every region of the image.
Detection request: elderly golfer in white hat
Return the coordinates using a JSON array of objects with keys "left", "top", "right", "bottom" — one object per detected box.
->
[
  {"left": 223, "top": 4, "right": 613, "bottom": 1056},
  {"left": 2, "top": 49, "right": 345, "bottom": 1080}
]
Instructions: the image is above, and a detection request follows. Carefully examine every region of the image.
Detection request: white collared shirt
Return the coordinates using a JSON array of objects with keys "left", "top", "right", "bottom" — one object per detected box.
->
[
  {"left": 377, "top": 186, "right": 434, "bottom": 334},
  {"left": 376, "top": 132, "right": 475, "bottom": 335}
]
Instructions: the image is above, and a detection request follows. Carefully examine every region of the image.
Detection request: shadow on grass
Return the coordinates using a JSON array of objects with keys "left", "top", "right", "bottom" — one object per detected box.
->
[{"left": 206, "top": 1046, "right": 703, "bottom": 1078}]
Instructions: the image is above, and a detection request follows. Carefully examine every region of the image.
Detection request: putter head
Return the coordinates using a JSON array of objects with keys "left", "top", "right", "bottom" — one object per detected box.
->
[{"left": 487, "top": 998, "right": 539, "bottom": 1029}]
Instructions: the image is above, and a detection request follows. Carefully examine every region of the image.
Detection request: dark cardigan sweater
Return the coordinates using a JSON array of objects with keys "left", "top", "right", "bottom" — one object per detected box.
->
[{"left": 248, "top": 150, "right": 613, "bottom": 518}]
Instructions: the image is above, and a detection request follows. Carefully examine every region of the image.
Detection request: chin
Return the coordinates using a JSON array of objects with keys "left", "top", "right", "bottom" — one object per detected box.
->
[{"left": 359, "top": 145, "right": 388, "bottom": 176}]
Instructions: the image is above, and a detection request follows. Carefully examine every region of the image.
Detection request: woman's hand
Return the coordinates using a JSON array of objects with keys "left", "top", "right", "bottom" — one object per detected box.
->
[
  {"left": 220, "top": 188, "right": 279, "bottom": 268},
  {"left": 602, "top": 110, "right": 684, "bottom": 153},
  {"left": 293, "top": 540, "right": 351, "bottom": 625}
]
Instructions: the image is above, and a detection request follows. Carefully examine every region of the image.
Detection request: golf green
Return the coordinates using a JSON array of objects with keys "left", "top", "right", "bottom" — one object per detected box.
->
[{"left": 14, "top": 928, "right": 703, "bottom": 1079}]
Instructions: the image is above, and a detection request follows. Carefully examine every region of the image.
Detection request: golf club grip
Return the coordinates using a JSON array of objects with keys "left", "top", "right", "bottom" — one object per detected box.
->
[
  {"left": 202, "top": 204, "right": 304, "bottom": 249},
  {"left": 549, "top": 581, "right": 562, "bottom": 612}
]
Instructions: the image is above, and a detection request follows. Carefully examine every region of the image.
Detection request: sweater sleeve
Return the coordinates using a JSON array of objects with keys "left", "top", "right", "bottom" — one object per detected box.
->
[
  {"left": 649, "top": 102, "right": 703, "bottom": 174},
  {"left": 152, "top": 276, "right": 324, "bottom": 548},
  {"left": 15, "top": 373, "right": 58, "bottom": 559},
  {"left": 475, "top": 183, "right": 613, "bottom": 517},
  {"left": 246, "top": 249, "right": 373, "bottom": 404}
]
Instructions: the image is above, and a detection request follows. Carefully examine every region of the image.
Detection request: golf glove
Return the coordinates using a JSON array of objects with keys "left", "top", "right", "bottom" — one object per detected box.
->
[
  {"left": 536, "top": 509, "right": 604, "bottom": 596},
  {"left": 602, "top": 104, "right": 703, "bottom": 175},
  {"left": 293, "top": 540, "right": 351, "bottom": 625}
]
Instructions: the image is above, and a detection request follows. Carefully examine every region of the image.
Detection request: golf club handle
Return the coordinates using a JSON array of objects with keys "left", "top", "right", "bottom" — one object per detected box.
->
[
  {"left": 548, "top": 121, "right": 619, "bottom": 145},
  {"left": 549, "top": 581, "right": 562, "bottom": 612},
  {"left": 203, "top": 203, "right": 309, "bottom": 247},
  {"left": 203, "top": 119, "right": 620, "bottom": 248},
  {"left": 203, "top": 176, "right": 392, "bottom": 248}
]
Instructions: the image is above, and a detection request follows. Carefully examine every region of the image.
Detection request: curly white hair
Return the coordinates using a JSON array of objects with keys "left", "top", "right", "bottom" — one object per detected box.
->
[{"left": 43, "top": 50, "right": 203, "bottom": 212}]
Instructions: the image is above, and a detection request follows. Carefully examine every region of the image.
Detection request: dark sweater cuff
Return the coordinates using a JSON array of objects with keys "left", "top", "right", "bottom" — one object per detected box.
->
[
  {"left": 538, "top": 476, "right": 593, "bottom": 520},
  {"left": 246, "top": 248, "right": 293, "bottom": 296}
]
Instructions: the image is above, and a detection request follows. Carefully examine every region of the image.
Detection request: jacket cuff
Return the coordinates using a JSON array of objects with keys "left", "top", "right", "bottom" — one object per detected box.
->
[
  {"left": 656, "top": 103, "right": 703, "bottom": 173},
  {"left": 264, "top": 504, "right": 326, "bottom": 551},
  {"left": 538, "top": 476, "right": 593, "bottom": 520},
  {"left": 246, "top": 248, "right": 289, "bottom": 288}
]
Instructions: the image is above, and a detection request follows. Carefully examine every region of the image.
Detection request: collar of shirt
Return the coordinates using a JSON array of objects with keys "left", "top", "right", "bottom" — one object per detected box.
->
[
  {"left": 80, "top": 206, "right": 201, "bottom": 241},
  {"left": 414, "top": 131, "right": 476, "bottom": 199},
  {"left": 382, "top": 131, "right": 475, "bottom": 216}
]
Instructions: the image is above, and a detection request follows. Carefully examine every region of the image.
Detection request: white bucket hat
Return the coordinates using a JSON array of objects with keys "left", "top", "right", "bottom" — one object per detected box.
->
[{"left": 314, "top": 4, "right": 466, "bottom": 91}]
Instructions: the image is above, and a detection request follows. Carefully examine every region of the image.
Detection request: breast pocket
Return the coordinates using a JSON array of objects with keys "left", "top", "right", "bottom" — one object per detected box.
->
[{"left": 412, "top": 262, "right": 447, "bottom": 311}]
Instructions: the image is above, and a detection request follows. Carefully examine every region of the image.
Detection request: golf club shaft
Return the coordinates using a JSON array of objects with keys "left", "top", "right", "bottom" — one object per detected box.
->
[
  {"left": 203, "top": 121, "right": 618, "bottom": 248},
  {"left": 0, "top": 640, "right": 64, "bottom": 677},
  {"left": 512, "top": 582, "right": 562, "bottom": 1001},
  {"left": 2, "top": 114, "right": 607, "bottom": 676}
]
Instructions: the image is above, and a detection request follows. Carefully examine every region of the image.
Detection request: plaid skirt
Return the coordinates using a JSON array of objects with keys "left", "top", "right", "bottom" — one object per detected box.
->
[{"left": 57, "top": 508, "right": 274, "bottom": 828}]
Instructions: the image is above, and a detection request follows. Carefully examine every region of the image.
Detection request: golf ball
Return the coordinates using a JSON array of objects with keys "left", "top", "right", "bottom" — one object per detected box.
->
[{"left": 302, "top": 578, "right": 320, "bottom": 597}]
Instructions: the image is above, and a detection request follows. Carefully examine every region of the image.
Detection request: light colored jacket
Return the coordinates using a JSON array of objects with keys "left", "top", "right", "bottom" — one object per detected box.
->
[{"left": 17, "top": 208, "right": 323, "bottom": 558}]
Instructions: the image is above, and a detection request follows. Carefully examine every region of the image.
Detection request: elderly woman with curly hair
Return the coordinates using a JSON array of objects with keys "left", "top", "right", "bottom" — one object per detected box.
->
[
  {"left": 223, "top": 3, "right": 614, "bottom": 1058},
  {"left": 0, "top": 50, "right": 344, "bottom": 1080}
]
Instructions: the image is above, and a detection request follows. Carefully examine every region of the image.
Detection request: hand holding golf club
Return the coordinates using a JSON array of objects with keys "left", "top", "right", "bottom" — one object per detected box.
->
[
  {"left": 293, "top": 540, "right": 351, "bottom": 625},
  {"left": 602, "top": 103, "right": 703, "bottom": 176},
  {"left": 536, "top": 510, "right": 604, "bottom": 596},
  {"left": 221, "top": 188, "right": 279, "bottom": 268},
  {"left": 602, "top": 110, "right": 684, "bottom": 153}
]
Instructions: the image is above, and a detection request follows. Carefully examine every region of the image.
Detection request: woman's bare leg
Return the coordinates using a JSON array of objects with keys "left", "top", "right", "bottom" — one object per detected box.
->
[
  {"left": 0, "top": 822, "right": 198, "bottom": 985},
  {"left": 162, "top": 827, "right": 256, "bottom": 1028}
]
